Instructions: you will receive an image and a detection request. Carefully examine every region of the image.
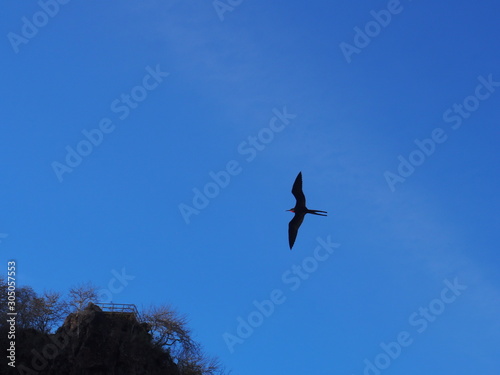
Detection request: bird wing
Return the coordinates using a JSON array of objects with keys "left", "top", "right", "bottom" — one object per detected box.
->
[
  {"left": 288, "top": 213, "right": 305, "bottom": 249},
  {"left": 291, "top": 172, "right": 306, "bottom": 207}
]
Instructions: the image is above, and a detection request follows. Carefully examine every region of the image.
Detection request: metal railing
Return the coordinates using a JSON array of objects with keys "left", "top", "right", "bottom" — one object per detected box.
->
[{"left": 94, "top": 303, "right": 139, "bottom": 318}]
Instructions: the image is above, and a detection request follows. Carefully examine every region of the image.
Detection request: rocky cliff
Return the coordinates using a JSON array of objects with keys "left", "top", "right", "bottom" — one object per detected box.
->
[{"left": 7, "top": 303, "right": 180, "bottom": 375}]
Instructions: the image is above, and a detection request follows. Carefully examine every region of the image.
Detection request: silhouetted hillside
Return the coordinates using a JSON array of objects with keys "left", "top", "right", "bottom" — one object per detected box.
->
[
  {"left": 0, "top": 278, "right": 226, "bottom": 375},
  {"left": 3, "top": 303, "right": 181, "bottom": 375}
]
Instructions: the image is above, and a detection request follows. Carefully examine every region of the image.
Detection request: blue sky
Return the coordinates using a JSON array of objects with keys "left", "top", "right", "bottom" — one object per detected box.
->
[{"left": 1, "top": 0, "right": 499, "bottom": 374}]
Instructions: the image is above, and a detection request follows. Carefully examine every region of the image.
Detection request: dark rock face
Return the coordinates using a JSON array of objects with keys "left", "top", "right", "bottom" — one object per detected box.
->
[{"left": 7, "top": 303, "right": 180, "bottom": 375}]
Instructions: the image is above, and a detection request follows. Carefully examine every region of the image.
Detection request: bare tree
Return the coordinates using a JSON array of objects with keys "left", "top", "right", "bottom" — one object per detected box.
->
[
  {"left": 0, "top": 276, "right": 46, "bottom": 331},
  {"left": 66, "top": 282, "right": 99, "bottom": 312},
  {"left": 30, "top": 291, "right": 66, "bottom": 333},
  {"left": 139, "top": 304, "right": 228, "bottom": 375},
  {"left": 0, "top": 277, "right": 7, "bottom": 316},
  {"left": 177, "top": 347, "right": 227, "bottom": 375},
  {"left": 140, "top": 304, "right": 195, "bottom": 358}
]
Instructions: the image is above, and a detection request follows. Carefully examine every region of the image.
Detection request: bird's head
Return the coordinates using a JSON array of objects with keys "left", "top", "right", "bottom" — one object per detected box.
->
[{"left": 286, "top": 208, "right": 295, "bottom": 213}]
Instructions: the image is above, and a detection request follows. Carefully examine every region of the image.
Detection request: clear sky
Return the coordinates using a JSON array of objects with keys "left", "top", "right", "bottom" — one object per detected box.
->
[{"left": 1, "top": 0, "right": 499, "bottom": 374}]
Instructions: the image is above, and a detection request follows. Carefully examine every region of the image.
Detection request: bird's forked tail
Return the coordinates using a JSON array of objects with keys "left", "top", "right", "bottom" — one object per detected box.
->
[{"left": 308, "top": 210, "right": 327, "bottom": 216}]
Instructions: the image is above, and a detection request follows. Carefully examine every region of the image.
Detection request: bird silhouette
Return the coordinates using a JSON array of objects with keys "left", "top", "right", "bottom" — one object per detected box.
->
[{"left": 287, "top": 172, "right": 327, "bottom": 249}]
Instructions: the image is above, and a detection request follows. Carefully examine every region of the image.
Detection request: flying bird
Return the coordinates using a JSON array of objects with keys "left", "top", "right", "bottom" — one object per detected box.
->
[{"left": 287, "top": 172, "right": 327, "bottom": 249}]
